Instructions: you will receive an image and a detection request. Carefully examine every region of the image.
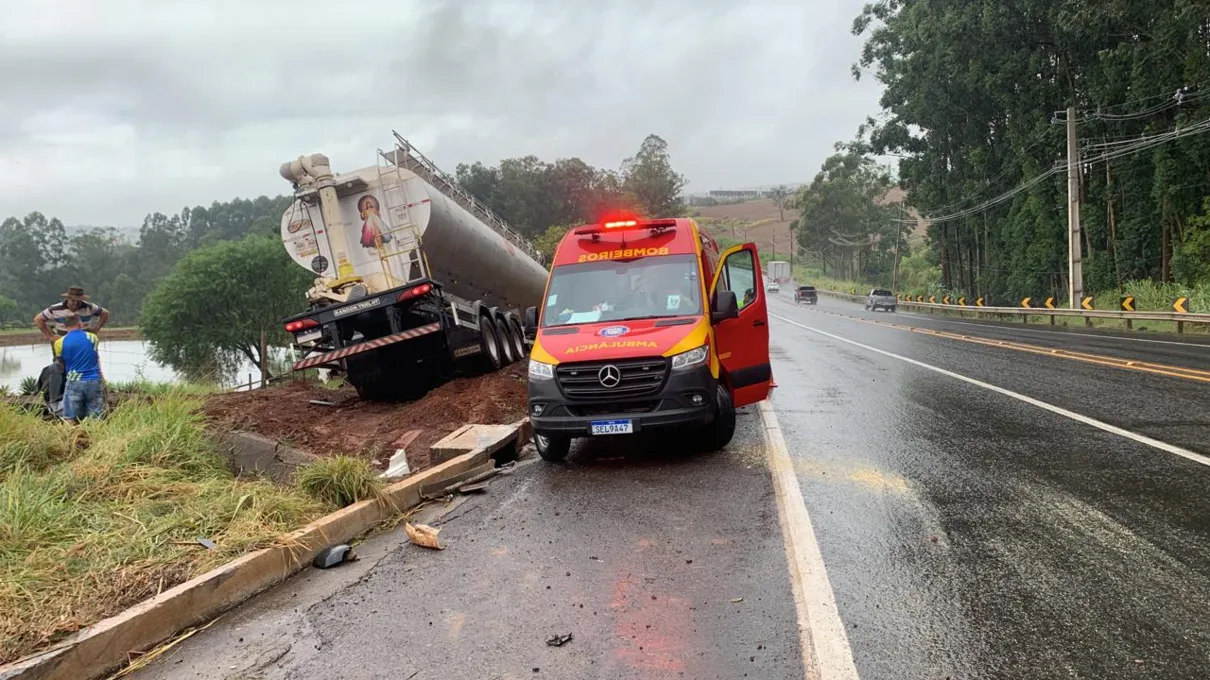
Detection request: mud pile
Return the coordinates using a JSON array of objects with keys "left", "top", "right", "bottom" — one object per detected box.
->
[{"left": 203, "top": 362, "right": 529, "bottom": 472}]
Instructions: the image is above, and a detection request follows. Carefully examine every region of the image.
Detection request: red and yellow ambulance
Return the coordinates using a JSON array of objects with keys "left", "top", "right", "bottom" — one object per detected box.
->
[{"left": 523, "top": 216, "right": 773, "bottom": 461}]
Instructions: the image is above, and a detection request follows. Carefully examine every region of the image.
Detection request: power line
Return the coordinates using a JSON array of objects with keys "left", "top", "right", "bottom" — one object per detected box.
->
[{"left": 907, "top": 113, "right": 1210, "bottom": 225}]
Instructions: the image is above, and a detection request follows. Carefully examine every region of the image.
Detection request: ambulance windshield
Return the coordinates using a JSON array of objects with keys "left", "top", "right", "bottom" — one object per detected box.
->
[{"left": 542, "top": 254, "right": 703, "bottom": 327}]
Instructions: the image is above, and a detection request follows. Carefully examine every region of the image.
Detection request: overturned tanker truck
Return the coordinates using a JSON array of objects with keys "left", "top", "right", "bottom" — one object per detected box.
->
[{"left": 278, "top": 132, "right": 548, "bottom": 400}]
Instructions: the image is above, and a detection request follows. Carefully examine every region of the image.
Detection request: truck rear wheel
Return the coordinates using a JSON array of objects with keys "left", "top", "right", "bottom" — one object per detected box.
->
[
  {"left": 504, "top": 316, "right": 527, "bottom": 360},
  {"left": 698, "top": 385, "right": 736, "bottom": 451},
  {"left": 535, "top": 432, "right": 571, "bottom": 462},
  {"left": 477, "top": 313, "right": 503, "bottom": 373},
  {"left": 496, "top": 313, "right": 517, "bottom": 365}
]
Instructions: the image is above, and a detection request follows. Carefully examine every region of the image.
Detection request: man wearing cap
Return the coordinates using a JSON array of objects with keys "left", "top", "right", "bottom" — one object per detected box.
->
[
  {"left": 52, "top": 312, "right": 106, "bottom": 423},
  {"left": 34, "top": 286, "right": 110, "bottom": 340}
]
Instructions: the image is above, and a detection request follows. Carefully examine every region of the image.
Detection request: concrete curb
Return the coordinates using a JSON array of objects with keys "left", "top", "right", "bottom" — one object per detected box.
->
[{"left": 0, "top": 421, "right": 528, "bottom": 680}]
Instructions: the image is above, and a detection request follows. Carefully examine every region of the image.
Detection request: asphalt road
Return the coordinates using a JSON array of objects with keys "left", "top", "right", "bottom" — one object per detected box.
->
[{"left": 131, "top": 294, "right": 1210, "bottom": 680}]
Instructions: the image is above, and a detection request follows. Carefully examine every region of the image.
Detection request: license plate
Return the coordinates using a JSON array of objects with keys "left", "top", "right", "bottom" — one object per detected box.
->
[
  {"left": 589, "top": 419, "right": 633, "bottom": 436},
  {"left": 296, "top": 329, "right": 322, "bottom": 344}
]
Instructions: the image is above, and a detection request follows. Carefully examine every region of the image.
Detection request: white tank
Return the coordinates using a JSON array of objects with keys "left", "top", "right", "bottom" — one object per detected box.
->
[{"left": 280, "top": 155, "right": 549, "bottom": 312}]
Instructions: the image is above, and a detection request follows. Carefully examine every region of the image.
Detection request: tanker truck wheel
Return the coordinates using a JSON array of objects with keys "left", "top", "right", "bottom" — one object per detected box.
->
[
  {"left": 477, "top": 313, "right": 504, "bottom": 373},
  {"left": 496, "top": 313, "right": 517, "bottom": 365},
  {"left": 507, "top": 316, "right": 527, "bottom": 358}
]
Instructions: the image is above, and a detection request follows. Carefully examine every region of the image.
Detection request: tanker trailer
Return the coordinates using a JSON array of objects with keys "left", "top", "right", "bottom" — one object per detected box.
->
[{"left": 278, "top": 131, "right": 549, "bottom": 400}]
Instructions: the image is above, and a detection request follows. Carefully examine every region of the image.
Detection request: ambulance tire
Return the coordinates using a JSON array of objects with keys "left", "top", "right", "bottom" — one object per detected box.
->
[
  {"left": 535, "top": 432, "right": 571, "bottom": 462},
  {"left": 477, "top": 313, "right": 504, "bottom": 373},
  {"left": 496, "top": 313, "right": 517, "bottom": 365},
  {"left": 698, "top": 384, "right": 736, "bottom": 451}
]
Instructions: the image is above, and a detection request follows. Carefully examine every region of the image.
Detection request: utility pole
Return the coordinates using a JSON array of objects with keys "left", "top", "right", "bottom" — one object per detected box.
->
[
  {"left": 891, "top": 206, "right": 904, "bottom": 292},
  {"left": 1066, "top": 106, "right": 1084, "bottom": 308}
]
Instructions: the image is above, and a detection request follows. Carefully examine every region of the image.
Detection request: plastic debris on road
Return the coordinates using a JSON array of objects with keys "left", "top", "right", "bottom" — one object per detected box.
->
[
  {"left": 546, "top": 633, "right": 574, "bottom": 647},
  {"left": 405, "top": 522, "right": 443, "bottom": 550},
  {"left": 313, "top": 544, "right": 358, "bottom": 568}
]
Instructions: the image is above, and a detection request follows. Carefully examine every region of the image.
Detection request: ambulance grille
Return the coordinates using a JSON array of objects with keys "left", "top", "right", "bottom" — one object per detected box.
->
[{"left": 555, "top": 357, "right": 668, "bottom": 400}]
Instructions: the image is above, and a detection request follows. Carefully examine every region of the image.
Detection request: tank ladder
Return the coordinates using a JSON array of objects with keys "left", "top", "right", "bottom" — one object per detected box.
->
[
  {"left": 373, "top": 155, "right": 429, "bottom": 289},
  {"left": 380, "top": 131, "right": 545, "bottom": 264}
]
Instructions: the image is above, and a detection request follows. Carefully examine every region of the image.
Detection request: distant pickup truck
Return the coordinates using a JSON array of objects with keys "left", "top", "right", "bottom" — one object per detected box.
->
[
  {"left": 794, "top": 285, "right": 818, "bottom": 305},
  {"left": 864, "top": 288, "right": 897, "bottom": 312}
]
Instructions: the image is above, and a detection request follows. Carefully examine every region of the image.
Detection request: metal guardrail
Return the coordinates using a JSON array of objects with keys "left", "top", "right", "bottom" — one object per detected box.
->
[{"left": 811, "top": 289, "right": 1210, "bottom": 333}]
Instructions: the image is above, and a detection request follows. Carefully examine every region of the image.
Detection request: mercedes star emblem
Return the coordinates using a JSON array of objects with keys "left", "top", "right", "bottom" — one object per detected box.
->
[{"left": 598, "top": 364, "right": 621, "bottom": 388}]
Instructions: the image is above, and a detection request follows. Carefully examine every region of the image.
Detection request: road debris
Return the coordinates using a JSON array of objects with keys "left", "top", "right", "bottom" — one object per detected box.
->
[
  {"left": 545, "top": 633, "right": 574, "bottom": 647},
  {"left": 170, "top": 538, "right": 217, "bottom": 550},
  {"left": 731, "top": 597, "right": 744, "bottom": 603},
  {"left": 313, "top": 544, "right": 358, "bottom": 568},
  {"left": 405, "top": 522, "right": 444, "bottom": 550},
  {"left": 381, "top": 447, "right": 412, "bottom": 479}
]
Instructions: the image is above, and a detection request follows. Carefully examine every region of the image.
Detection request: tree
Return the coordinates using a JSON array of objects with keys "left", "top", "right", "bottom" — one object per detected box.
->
[
  {"left": 0, "top": 295, "right": 17, "bottom": 325},
  {"left": 141, "top": 235, "right": 312, "bottom": 378},
  {"left": 769, "top": 185, "right": 790, "bottom": 222},
  {"left": 851, "top": 0, "right": 1210, "bottom": 299},
  {"left": 789, "top": 151, "right": 906, "bottom": 282},
  {"left": 621, "top": 134, "right": 686, "bottom": 218},
  {"left": 534, "top": 224, "right": 573, "bottom": 261}
]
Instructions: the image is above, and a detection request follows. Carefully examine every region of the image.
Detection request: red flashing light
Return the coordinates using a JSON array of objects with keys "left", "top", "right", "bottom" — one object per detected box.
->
[
  {"left": 285, "top": 318, "right": 320, "bottom": 333},
  {"left": 604, "top": 220, "right": 638, "bottom": 229},
  {"left": 398, "top": 282, "right": 434, "bottom": 301},
  {"left": 576, "top": 218, "right": 679, "bottom": 236}
]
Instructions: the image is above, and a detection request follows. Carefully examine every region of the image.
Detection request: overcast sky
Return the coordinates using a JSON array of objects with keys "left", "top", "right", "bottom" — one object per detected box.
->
[{"left": 1, "top": 0, "right": 882, "bottom": 228}]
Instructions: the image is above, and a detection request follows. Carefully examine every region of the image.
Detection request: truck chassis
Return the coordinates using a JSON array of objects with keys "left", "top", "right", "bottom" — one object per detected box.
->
[{"left": 284, "top": 278, "right": 527, "bottom": 400}]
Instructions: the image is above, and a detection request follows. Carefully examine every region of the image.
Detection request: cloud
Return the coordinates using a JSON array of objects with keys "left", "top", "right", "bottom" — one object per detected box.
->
[{"left": 0, "top": 0, "right": 881, "bottom": 227}]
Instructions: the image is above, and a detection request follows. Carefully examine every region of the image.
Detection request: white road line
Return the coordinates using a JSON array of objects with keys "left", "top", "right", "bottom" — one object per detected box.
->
[
  {"left": 771, "top": 313, "right": 1210, "bottom": 469},
  {"left": 759, "top": 400, "right": 861, "bottom": 680}
]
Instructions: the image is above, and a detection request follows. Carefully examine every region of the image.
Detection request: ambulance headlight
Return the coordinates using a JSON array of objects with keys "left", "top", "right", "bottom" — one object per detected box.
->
[
  {"left": 671, "top": 345, "right": 709, "bottom": 371},
  {"left": 528, "top": 360, "right": 555, "bottom": 380}
]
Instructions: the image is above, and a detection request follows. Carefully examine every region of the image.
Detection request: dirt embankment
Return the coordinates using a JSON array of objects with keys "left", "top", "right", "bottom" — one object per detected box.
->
[
  {"left": 203, "top": 362, "right": 529, "bottom": 472},
  {"left": 0, "top": 327, "right": 143, "bottom": 348}
]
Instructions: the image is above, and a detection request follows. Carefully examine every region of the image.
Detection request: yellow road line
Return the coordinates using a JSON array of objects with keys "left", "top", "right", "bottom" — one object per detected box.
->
[{"left": 810, "top": 309, "right": 1210, "bottom": 385}]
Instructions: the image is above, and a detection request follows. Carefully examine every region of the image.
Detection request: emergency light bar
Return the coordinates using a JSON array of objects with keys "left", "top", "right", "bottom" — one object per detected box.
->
[{"left": 575, "top": 218, "right": 678, "bottom": 236}]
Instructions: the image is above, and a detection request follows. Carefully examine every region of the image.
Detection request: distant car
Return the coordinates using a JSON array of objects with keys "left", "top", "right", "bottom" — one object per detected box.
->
[
  {"left": 766, "top": 281, "right": 780, "bottom": 293},
  {"left": 865, "top": 288, "right": 896, "bottom": 312},
  {"left": 795, "top": 285, "right": 818, "bottom": 305}
]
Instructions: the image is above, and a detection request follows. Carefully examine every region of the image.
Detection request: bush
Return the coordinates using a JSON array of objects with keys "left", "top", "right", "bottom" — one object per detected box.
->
[{"left": 296, "top": 456, "right": 383, "bottom": 508}]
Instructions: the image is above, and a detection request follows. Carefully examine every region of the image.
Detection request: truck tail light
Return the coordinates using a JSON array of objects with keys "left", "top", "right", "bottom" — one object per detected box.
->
[
  {"left": 398, "top": 283, "right": 434, "bottom": 302},
  {"left": 284, "top": 318, "right": 320, "bottom": 333}
]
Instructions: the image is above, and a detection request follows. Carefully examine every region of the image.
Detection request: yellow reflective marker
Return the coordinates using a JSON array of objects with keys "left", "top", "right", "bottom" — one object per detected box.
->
[
  {"left": 1081, "top": 296, "right": 1095, "bottom": 311},
  {"left": 958, "top": 296, "right": 966, "bottom": 306},
  {"left": 1020, "top": 297, "right": 1032, "bottom": 309},
  {"left": 975, "top": 297, "right": 985, "bottom": 307},
  {"left": 1044, "top": 297, "right": 1056, "bottom": 309},
  {"left": 1174, "top": 297, "right": 1189, "bottom": 314},
  {"left": 942, "top": 296, "right": 951, "bottom": 305},
  {"left": 928, "top": 295, "right": 936, "bottom": 304},
  {"left": 1120, "top": 296, "right": 1135, "bottom": 312}
]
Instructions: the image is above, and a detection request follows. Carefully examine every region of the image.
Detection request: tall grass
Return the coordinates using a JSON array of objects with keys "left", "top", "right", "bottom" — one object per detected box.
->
[
  {"left": 296, "top": 456, "right": 383, "bottom": 508},
  {"left": 0, "top": 397, "right": 332, "bottom": 664}
]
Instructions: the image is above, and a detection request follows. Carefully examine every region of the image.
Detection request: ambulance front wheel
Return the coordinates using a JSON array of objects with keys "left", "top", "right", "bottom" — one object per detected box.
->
[
  {"left": 699, "top": 385, "right": 736, "bottom": 451},
  {"left": 535, "top": 432, "right": 571, "bottom": 462}
]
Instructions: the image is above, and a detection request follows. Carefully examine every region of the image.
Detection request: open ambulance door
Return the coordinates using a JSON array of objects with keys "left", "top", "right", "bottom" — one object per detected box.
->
[{"left": 709, "top": 243, "right": 772, "bottom": 407}]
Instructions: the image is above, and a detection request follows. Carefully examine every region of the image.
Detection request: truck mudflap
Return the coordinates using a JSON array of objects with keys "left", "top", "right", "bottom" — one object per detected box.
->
[{"left": 293, "top": 322, "right": 442, "bottom": 370}]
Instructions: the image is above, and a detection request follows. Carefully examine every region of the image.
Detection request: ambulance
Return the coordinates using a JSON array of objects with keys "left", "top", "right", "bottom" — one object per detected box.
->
[{"left": 523, "top": 217, "right": 773, "bottom": 461}]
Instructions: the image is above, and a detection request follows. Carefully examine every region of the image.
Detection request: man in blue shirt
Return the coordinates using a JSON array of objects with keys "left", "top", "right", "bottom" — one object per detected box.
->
[{"left": 52, "top": 312, "right": 106, "bottom": 423}]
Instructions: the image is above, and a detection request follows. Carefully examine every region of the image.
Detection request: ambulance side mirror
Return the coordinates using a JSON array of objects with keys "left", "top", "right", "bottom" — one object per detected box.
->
[
  {"left": 711, "top": 291, "right": 739, "bottom": 324},
  {"left": 523, "top": 306, "right": 538, "bottom": 333}
]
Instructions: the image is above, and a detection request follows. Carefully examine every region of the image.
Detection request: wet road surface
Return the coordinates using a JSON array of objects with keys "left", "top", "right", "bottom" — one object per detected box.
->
[
  {"left": 768, "top": 294, "right": 1210, "bottom": 679},
  {"left": 130, "top": 293, "right": 1210, "bottom": 680},
  {"left": 131, "top": 416, "right": 806, "bottom": 680}
]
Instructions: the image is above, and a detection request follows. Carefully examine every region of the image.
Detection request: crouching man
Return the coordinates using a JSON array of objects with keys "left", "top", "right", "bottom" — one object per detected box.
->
[{"left": 52, "top": 312, "right": 105, "bottom": 423}]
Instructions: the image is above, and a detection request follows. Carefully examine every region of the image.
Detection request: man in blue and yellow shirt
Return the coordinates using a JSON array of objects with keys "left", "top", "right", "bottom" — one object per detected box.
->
[{"left": 52, "top": 312, "right": 105, "bottom": 423}]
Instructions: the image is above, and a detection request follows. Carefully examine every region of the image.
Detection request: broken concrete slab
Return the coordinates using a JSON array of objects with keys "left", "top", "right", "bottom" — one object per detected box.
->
[
  {"left": 429, "top": 418, "right": 532, "bottom": 466},
  {"left": 213, "top": 431, "right": 319, "bottom": 484}
]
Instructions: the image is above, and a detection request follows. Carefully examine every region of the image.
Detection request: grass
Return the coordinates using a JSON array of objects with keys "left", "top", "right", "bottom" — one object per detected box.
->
[
  {"left": 0, "top": 397, "right": 337, "bottom": 664},
  {"left": 107, "top": 378, "right": 218, "bottom": 397},
  {"left": 296, "top": 456, "right": 383, "bottom": 508}
]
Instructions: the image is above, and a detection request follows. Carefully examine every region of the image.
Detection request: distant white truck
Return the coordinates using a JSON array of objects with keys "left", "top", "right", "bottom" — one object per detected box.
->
[{"left": 767, "top": 260, "right": 790, "bottom": 283}]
